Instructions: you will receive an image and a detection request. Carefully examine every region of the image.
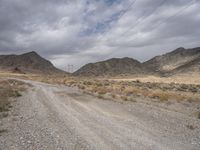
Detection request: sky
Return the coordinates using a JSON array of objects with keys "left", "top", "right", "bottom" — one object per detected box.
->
[{"left": 0, "top": 0, "right": 200, "bottom": 72}]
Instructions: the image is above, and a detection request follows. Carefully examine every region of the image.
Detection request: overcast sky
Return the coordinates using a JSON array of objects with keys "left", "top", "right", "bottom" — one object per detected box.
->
[{"left": 0, "top": 0, "right": 200, "bottom": 71}]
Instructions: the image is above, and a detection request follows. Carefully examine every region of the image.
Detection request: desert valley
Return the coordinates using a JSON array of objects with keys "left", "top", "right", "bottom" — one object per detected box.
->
[
  {"left": 1, "top": 0, "right": 200, "bottom": 149},
  {"left": 0, "top": 47, "right": 200, "bottom": 150}
]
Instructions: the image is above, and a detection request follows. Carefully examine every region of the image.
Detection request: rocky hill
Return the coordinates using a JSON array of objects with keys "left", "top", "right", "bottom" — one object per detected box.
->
[
  {"left": 0, "top": 51, "right": 66, "bottom": 74},
  {"left": 170, "top": 56, "right": 200, "bottom": 75},
  {"left": 143, "top": 47, "right": 200, "bottom": 76},
  {"left": 73, "top": 57, "right": 149, "bottom": 76},
  {"left": 74, "top": 47, "right": 200, "bottom": 76}
]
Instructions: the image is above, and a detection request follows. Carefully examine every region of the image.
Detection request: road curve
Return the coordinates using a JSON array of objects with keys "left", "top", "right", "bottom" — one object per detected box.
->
[{"left": 0, "top": 79, "right": 200, "bottom": 150}]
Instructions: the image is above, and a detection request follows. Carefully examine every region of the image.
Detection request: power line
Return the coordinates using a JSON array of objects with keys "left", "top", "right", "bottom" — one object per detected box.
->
[
  {"left": 79, "top": 0, "right": 138, "bottom": 49},
  {"left": 153, "top": 0, "right": 196, "bottom": 29},
  {"left": 122, "top": 0, "right": 196, "bottom": 44},
  {"left": 97, "top": 0, "right": 137, "bottom": 40},
  {"left": 105, "top": 0, "right": 167, "bottom": 44}
]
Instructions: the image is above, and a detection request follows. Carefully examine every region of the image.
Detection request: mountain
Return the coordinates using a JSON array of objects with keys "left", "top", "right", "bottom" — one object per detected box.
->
[
  {"left": 74, "top": 47, "right": 200, "bottom": 77},
  {"left": 170, "top": 56, "right": 200, "bottom": 75},
  {"left": 143, "top": 47, "right": 200, "bottom": 75},
  {"left": 0, "top": 51, "right": 67, "bottom": 74},
  {"left": 73, "top": 57, "right": 149, "bottom": 76}
]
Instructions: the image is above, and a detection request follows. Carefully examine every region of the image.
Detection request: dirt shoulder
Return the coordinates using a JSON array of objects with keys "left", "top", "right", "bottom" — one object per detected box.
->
[{"left": 0, "top": 78, "right": 29, "bottom": 136}]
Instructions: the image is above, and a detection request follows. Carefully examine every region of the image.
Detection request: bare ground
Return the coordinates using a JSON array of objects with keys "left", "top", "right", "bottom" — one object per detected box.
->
[{"left": 0, "top": 78, "right": 200, "bottom": 150}]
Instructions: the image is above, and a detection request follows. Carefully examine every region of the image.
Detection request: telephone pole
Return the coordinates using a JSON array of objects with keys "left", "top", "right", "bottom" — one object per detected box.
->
[{"left": 67, "top": 64, "right": 74, "bottom": 73}]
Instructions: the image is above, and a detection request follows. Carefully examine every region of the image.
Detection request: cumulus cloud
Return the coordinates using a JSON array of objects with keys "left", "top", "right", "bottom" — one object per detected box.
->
[{"left": 0, "top": 0, "right": 199, "bottom": 71}]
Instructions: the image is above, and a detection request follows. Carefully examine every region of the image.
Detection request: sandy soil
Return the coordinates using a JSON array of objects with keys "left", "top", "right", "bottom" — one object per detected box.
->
[{"left": 0, "top": 78, "right": 200, "bottom": 150}]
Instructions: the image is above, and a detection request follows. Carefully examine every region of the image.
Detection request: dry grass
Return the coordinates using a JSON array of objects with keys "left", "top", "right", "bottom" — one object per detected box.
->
[
  {"left": 72, "top": 79, "right": 199, "bottom": 102},
  {"left": 60, "top": 77, "right": 200, "bottom": 102},
  {"left": 1, "top": 72, "right": 199, "bottom": 103},
  {"left": 0, "top": 79, "right": 25, "bottom": 115},
  {"left": 121, "top": 96, "right": 128, "bottom": 101},
  {"left": 148, "top": 91, "right": 169, "bottom": 101},
  {"left": 110, "top": 74, "right": 200, "bottom": 85}
]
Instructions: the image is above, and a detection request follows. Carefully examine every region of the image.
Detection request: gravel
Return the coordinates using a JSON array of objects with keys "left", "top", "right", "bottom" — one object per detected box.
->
[{"left": 0, "top": 79, "right": 200, "bottom": 150}]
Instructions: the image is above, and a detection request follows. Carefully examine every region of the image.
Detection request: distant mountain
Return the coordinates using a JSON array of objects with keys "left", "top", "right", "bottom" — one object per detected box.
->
[
  {"left": 74, "top": 47, "right": 200, "bottom": 77},
  {"left": 73, "top": 57, "right": 149, "bottom": 76},
  {"left": 0, "top": 51, "right": 67, "bottom": 74},
  {"left": 143, "top": 47, "right": 200, "bottom": 76}
]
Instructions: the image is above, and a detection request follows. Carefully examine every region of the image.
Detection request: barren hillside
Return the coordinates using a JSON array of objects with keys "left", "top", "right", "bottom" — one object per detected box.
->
[
  {"left": 143, "top": 47, "right": 200, "bottom": 75},
  {"left": 0, "top": 51, "right": 67, "bottom": 75},
  {"left": 74, "top": 47, "right": 200, "bottom": 77},
  {"left": 74, "top": 57, "right": 149, "bottom": 76}
]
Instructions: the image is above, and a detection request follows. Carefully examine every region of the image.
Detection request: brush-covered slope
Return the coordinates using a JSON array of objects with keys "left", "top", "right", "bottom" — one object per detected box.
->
[
  {"left": 143, "top": 47, "right": 200, "bottom": 75},
  {"left": 0, "top": 51, "right": 66, "bottom": 74},
  {"left": 74, "top": 57, "right": 148, "bottom": 76}
]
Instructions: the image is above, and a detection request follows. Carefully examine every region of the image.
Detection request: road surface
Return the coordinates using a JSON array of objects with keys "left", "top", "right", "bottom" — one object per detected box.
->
[{"left": 0, "top": 79, "right": 200, "bottom": 150}]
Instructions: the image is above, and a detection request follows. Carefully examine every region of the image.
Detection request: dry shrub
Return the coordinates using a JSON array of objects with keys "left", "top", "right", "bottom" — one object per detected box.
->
[
  {"left": 111, "top": 94, "right": 116, "bottom": 98},
  {"left": 198, "top": 112, "right": 200, "bottom": 119},
  {"left": 97, "top": 88, "right": 108, "bottom": 95},
  {"left": 78, "top": 85, "right": 85, "bottom": 90},
  {"left": 83, "top": 81, "right": 92, "bottom": 85},
  {"left": 148, "top": 91, "right": 169, "bottom": 101},
  {"left": 121, "top": 96, "right": 128, "bottom": 101},
  {"left": 0, "top": 80, "right": 24, "bottom": 113},
  {"left": 96, "top": 83, "right": 103, "bottom": 87},
  {"left": 124, "top": 87, "right": 143, "bottom": 96},
  {"left": 66, "top": 80, "right": 77, "bottom": 86},
  {"left": 136, "top": 79, "right": 141, "bottom": 83},
  {"left": 97, "top": 94, "right": 104, "bottom": 99},
  {"left": 148, "top": 90, "right": 188, "bottom": 102}
]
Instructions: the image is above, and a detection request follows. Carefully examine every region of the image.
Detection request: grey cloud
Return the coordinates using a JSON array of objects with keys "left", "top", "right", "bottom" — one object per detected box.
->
[{"left": 0, "top": 0, "right": 199, "bottom": 71}]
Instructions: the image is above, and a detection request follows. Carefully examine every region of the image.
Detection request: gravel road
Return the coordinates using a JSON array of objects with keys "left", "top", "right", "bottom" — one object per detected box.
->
[{"left": 0, "top": 79, "right": 200, "bottom": 150}]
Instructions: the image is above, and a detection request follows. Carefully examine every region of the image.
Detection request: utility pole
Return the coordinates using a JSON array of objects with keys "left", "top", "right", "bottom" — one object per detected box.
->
[
  {"left": 67, "top": 64, "right": 74, "bottom": 73},
  {"left": 71, "top": 65, "right": 74, "bottom": 73}
]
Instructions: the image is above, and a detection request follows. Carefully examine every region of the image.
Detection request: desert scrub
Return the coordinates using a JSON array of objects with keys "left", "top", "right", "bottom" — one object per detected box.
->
[
  {"left": 121, "top": 96, "right": 128, "bottom": 101},
  {"left": 78, "top": 85, "right": 85, "bottom": 90},
  {"left": 0, "top": 79, "right": 25, "bottom": 113},
  {"left": 97, "top": 89, "right": 107, "bottom": 95},
  {"left": 83, "top": 81, "right": 92, "bottom": 85},
  {"left": 159, "top": 94, "right": 169, "bottom": 101},
  {"left": 97, "top": 94, "right": 104, "bottom": 99},
  {"left": 92, "top": 86, "right": 110, "bottom": 95},
  {"left": 96, "top": 83, "right": 103, "bottom": 87},
  {"left": 149, "top": 91, "right": 169, "bottom": 101},
  {"left": 123, "top": 86, "right": 144, "bottom": 96},
  {"left": 111, "top": 94, "right": 116, "bottom": 98},
  {"left": 0, "top": 98, "right": 11, "bottom": 112}
]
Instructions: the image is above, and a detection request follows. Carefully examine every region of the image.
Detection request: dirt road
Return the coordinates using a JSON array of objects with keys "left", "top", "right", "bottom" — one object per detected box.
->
[{"left": 0, "top": 79, "right": 200, "bottom": 150}]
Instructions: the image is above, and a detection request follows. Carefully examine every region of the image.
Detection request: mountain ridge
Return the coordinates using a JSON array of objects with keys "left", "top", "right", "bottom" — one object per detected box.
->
[
  {"left": 0, "top": 51, "right": 67, "bottom": 75},
  {"left": 74, "top": 57, "right": 150, "bottom": 76},
  {"left": 74, "top": 47, "right": 200, "bottom": 76}
]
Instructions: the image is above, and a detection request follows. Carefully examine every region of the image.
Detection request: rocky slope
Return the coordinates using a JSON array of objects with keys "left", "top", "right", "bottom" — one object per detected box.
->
[
  {"left": 143, "top": 47, "right": 200, "bottom": 75},
  {"left": 170, "top": 56, "right": 200, "bottom": 75},
  {"left": 74, "top": 47, "right": 200, "bottom": 76},
  {"left": 0, "top": 51, "right": 66, "bottom": 74},
  {"left": 73, "top": 57, "right": 149, "bottom": 76}
]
